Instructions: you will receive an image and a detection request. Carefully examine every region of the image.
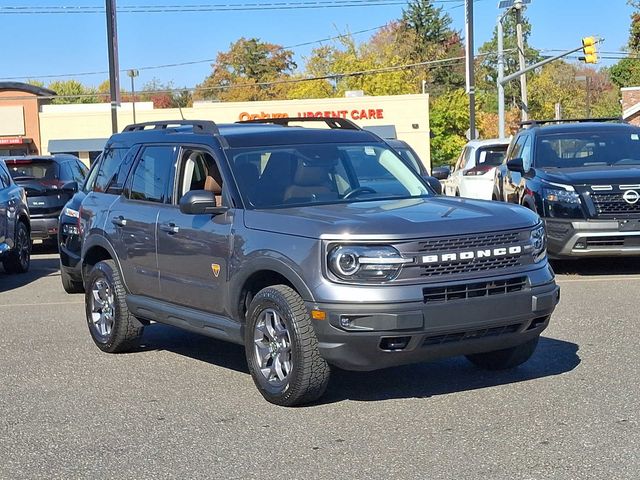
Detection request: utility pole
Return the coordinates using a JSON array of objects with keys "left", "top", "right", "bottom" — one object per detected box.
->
[
  {"left": 105, "top": 0, "right": 121, "bottom": 133},
  {"left": 514, "top": 0, "right": 528, "bottom": 121},
  {"left": 465, "top": 0, "right": 476, "bottom": 140}
]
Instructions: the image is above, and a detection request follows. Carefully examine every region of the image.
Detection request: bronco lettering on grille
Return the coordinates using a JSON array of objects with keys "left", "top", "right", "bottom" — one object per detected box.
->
[{"left": 422, "top": 246, "right": 523, "bottom": 264}]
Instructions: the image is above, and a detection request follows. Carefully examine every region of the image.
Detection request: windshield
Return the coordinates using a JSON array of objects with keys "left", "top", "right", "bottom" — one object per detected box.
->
[
  {"left": 228, "top": 143, "right": 431, "bottom": 208},
  {"left": 6, "top": 159, "right": 59, "bottom": 181},
  {"left": 536, "top": 131, "right": 640, "bottom": 168},
  {"left": 476, "top": 145, "right": 507, "bottom": 167}
]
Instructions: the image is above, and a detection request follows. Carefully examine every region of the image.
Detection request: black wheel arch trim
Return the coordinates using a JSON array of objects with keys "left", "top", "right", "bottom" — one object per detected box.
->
[{"left": 81, "top": 233, "right": 129, "bottom": 292}]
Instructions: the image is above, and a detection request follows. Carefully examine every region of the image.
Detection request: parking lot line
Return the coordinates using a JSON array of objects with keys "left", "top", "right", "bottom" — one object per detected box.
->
[
  {"left": 0, "top": 301, "right": 84, "bottom": 308},
  {"left": 556, "top": 275, "right": 640, "bottom": 283}
]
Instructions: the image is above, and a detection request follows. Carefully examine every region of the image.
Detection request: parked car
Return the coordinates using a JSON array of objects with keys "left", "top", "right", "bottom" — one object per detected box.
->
[
  {"left": 77, "top": 118, "right": 558, "bottom": 406},
  {"left": 494, "top": 119, "right": 640, "bottom": 258},
  {"left": 4, "top": 155, "right": 88, "bottom": 245},
  {"left": 385, "top": 139, "right": 442, "bottom": 194},
  {"left": 0, "top": 159, "right": 31, "bottom": 273},
  {"left": 442, "top": 139, "right": 510, "bottom": 200}
]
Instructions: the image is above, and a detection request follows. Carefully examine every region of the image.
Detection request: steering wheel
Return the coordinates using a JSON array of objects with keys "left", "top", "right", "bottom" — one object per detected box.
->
[{"left": 343, "top": 186, "right": 377, "bottom": 199}]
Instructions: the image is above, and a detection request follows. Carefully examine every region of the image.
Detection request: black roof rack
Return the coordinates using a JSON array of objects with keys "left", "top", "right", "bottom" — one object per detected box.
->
[
  {"left": 122, "top": 120, "right": 219, "bottom": 135},
  {"left": 237, "top": 116, "right": 362, "bottom": 131},
  {"left": 520, "top": 117, "right": 624, "bottom": 127}
]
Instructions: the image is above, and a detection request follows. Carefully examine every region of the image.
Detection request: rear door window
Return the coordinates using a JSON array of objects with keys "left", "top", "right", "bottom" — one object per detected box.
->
[{"left": 128, "top": 146, "right": 176, "bottom": 203}]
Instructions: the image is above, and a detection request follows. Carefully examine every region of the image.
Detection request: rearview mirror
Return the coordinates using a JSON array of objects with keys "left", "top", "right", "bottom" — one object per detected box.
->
[
  {"left": 431, "top": 166, "right": 451, "bottom": 180},
  {"left": 506, "top": 158, "right": 525, "bottom": 174},
  {"left": 179, "top": 190, "right": 229, "bottom": 216}
]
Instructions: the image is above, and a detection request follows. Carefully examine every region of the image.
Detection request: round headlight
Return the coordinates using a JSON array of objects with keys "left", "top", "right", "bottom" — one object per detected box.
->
[{"left": 330, "top": 247, "right": 361, "bottom": 276}]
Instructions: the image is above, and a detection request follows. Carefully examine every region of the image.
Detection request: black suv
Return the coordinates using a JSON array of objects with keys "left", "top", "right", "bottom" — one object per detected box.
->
[
  {"left": 4, "top": 155, "right": 87, "bottom": 244},
  {"left": 495, "top": 119, "right": 640, "bottom": 258},
  {"left": 0, "top": 159, "right": 31, "bottom": 273},
  {"left": 78, "top": 119, "right": 558, "bottom": 406}
]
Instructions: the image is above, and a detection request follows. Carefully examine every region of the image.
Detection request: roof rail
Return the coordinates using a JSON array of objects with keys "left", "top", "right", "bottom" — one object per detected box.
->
[
  {"left": 237, "top": 116, "right": 362, "bottom": 130},
  {"left": 122, "top": 120, "right": 219, "bottom": 135},
  {"left": 520, "top": 117, "right": 624, "bottom": 128}
]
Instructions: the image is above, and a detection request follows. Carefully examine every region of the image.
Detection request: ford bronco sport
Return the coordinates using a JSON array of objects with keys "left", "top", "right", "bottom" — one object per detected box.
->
[{"left": 78, "top": 119, "right": 559, "bottom": 406}]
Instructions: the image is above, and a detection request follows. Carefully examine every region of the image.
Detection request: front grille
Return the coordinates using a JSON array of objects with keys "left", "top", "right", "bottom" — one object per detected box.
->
[
  {"left": 417, "top": 231, "right": 521, "bottom": 252},
  {"left": 423, "top": 276, "right": 527, "bottom": 303},
  {"left": 592, "top": 192, "right": 640, "bottom": 217},
  {"left": 422, "top": 323, "right": 522, "bottom": 346},
  {"left": 420, "top": 256, "right": 520, "bottom": 278}
]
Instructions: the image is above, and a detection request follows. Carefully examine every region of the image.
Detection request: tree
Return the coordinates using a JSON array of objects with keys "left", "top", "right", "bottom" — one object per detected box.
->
[
  {"left": 429, "top": 89, "right": 469, "bottom": 167},
  {"left": 47, "top": 80, "right": 98, "bottom": 104},
  {"left": 194, "top": 38, "right": 296, "bottom": 102},
  {"left": 609, "top": 3, "right": 640, "bottom": 88}
]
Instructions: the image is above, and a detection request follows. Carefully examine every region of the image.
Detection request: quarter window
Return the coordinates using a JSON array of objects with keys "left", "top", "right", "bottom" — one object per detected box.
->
[{"left": 129, "top": 146, "right": 176, "bottom": 203}]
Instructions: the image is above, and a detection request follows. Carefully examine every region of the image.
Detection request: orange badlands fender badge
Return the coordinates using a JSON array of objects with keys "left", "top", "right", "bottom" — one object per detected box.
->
[{"left": 211, "top": 263, "right": 221, "bottom": 278}]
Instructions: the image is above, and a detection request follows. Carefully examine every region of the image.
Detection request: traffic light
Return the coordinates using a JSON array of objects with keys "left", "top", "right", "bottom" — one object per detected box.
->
[{"left": 582, "top": 37, "right": 598, "bottom": 64}]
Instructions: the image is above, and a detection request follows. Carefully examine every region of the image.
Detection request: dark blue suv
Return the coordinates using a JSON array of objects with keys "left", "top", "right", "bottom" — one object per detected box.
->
[
  {"left": 495, "top": 120, "right": 640, "bottom": 258},
  {"left": 0, "top": 159, "right": 31, "bottom": 273}
]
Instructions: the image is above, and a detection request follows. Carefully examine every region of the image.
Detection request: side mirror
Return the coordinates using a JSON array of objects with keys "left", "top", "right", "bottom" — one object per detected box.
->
[
  {"left": 431, "top": 166, "right": 451, "bottom": 181},
  {"left": 422, "top": 174, "right": 442, "bottom": 194},
  {"left": 506, "top": 158, "right": 525, "bottom": 174},
  {"left": 62, "top": 181, "right": 78, "bottom": 193},
  {"left": 179, "top": 190, "right": 229, "bottom": 216}
]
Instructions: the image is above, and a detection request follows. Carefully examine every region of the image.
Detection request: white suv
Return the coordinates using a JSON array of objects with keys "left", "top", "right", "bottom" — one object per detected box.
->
[{"left": 443, "top": 139, "right": 510, "bottom": 200}]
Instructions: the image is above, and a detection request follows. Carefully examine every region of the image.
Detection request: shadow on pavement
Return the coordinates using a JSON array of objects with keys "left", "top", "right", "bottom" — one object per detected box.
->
[
  {"left": 137, "top": 325, "right": 580, "bottom": 403},
  {"left": 0, "top": 254, "right": 61, "bottom": 293},
  {"left": 321, "top": 337, "right": 580, "bottom": 404},
  {"left": 551, "top": 257, "right": 640, "bottom": 276}
]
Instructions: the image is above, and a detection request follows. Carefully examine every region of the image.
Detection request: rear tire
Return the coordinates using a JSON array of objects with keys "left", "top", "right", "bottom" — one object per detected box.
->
[
  {"left": 245, "top": 285, "right": 330, "bottom": 406},
  {"left": 85, "top": 259, "right": 143, "bottom": 353},
  {"left": 466, "top": 336, "right": 539, "bottom": 370},
  {"left": 60, "top": 263, "right": 84, "bottom": 294},
  {"left": 3, "top": 221, "right": 31, "bottom": 274}
]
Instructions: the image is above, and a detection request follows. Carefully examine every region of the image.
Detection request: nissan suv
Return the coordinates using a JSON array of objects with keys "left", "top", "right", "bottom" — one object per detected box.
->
[
  {"left": 78, "top": 119, "right": 559, "bottom": 406},
  {"left": 495, "top": 119, "right": 640, "bottom": 258},
  {"left": 4, "top": 155, "right": 87, "bottom": 245}
]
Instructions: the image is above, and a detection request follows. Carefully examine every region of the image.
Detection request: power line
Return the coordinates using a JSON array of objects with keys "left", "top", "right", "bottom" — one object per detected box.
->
[
  {"left": 0, "top": 25, "right": 388, "bottom": 81},
  {"left": 0, "top": 54, "right": 473, "bottom": 101},
  {"left": 0, "top": 1, "right": 458, "bottom": 15}
]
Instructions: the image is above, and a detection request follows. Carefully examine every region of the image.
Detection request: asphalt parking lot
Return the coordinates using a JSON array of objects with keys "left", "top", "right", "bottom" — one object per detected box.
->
[{"left": 1, "top": 251, "right": 639, "bottom": 479}]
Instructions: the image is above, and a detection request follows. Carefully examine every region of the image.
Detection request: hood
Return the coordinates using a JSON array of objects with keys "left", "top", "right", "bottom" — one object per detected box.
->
[
  {"left": 537, "top": 166, "right": 640, "bottom": 186},
  {"left": 244, "top": 197, "right": 540, "bottom": 240}
]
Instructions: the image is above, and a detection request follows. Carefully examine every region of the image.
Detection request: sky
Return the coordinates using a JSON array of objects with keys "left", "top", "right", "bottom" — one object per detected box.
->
[{"left": 0, "top": 0, "right": 634, "bottom": 91}]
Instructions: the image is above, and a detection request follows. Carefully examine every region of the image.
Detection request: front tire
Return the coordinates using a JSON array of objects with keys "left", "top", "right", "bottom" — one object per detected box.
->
[
  {"left": 466, "top": 336, "right": 539, "bottom": 370},
  {"left": 85, "top": 259, "right": 143, "bottom": 353},
  {"left": 3, "top": 221, "right": 31, "bottom": 274},
  {"left": 245, "top": 285, "right": 330, "bottom": 406}
]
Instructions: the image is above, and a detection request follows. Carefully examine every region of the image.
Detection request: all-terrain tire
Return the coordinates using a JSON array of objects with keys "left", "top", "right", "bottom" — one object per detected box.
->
[
  {"left": 466, "top": 336, "right": 539, "bottom": 370},
  {"left": 2, "top": 221, "right": 31, "bottom": 274},
  {"left": 245, "top": 285, "right": 330, "bottom": 407},
  {"left": 85, "top": 259, "right": 143, "bottom": 353}
]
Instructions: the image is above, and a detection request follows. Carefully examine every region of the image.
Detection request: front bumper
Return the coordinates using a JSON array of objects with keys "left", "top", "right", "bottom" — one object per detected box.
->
[
  {"left": 308, "top": 275, "right": 560, "bottom": 371},
  {"left": 545, "top": 218, "right": 640, "bottom": 258},
  {"left": 30, "top": 217, "right": 59, "bottom": 241}
]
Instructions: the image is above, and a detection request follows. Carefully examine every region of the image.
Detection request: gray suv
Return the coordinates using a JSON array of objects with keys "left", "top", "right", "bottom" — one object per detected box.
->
[{"left": 78, "top": 119, "right": 559, "bottom": 406}]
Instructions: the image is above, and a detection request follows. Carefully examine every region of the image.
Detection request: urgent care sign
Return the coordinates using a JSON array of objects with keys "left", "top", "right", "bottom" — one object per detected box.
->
[{"left": 238, "top": 108, "right": 385, "bottom": 122}]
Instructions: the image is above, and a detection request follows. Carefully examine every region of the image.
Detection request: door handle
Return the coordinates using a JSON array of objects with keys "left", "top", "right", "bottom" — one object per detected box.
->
[
  {"left": 159, "top": 223, "right": 179, "bottom": 234},
  {"left": 111, "top": 216, "right": 127, "bottom": 227}
]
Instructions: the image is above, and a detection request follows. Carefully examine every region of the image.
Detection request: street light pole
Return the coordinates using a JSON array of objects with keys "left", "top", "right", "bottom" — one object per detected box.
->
[
  {"left": 465, "top": 0, "right": 476, "bottom": 140},
  {"left": 497, "top": 16, "right": 506, "bottom": 138},
  {"left": 127, "top": 69, "right": 139, "bottom": 124},
  {"left": 515, "top": 0, "right": 528, "bottom": 121}
]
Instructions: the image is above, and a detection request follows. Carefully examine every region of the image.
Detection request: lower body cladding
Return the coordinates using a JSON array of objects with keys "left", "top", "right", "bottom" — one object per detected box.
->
[
  {"left": 308, "top": 270, "right": 559, "bottom": 371},
  {"left": 30, "top": 216, "right": 59, "bottom": 242},
  {"left": 545, "top": 218, "right": 640, "bottom": 258}
]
